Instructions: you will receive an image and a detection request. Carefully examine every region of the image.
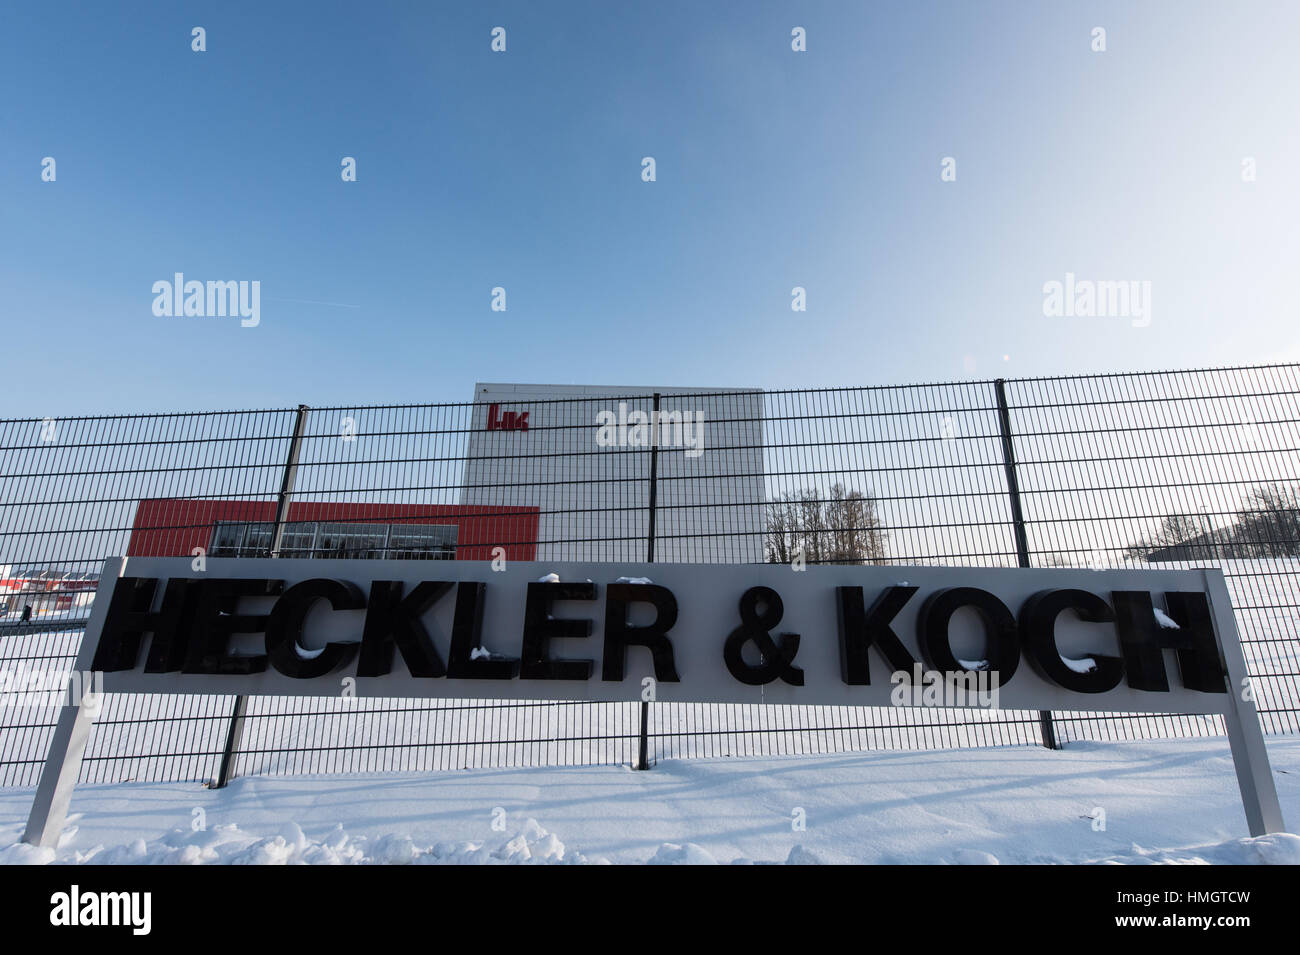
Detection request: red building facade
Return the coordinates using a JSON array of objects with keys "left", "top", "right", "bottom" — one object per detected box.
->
[{"left": 127, "top": 499, "right": 540, "bottom": 562}]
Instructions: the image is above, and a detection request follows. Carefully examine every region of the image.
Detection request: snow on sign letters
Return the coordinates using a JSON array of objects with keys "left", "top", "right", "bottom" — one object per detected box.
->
[{"left": 78, "top": 556, "right": 1249, "bottom": 715}]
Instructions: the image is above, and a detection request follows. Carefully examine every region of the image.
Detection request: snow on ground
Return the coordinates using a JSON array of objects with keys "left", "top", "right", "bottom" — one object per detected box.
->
[{"left": 0, "top": 737, "right": 1297, "bottom": 865}]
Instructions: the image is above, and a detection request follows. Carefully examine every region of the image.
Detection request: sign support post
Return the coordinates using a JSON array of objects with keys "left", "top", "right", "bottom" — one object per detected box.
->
[
  {"left": 1205, "top": 571, "right": 1285, "bottom": 836},
  {"left": 22, "top": 556, "right": 123, "bottom": 848},
  {"left": 22, "top": 689, "right": 98, "bottom": 848}
]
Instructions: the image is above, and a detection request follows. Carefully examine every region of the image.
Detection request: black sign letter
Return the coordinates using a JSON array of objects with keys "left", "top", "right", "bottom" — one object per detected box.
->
[
  {"left": 917, "top": 587, "right": 1020, "bottom": 682},
  {"left": 357, "top": 581, "right": 454, "bottom": 678},
  {"left": 602, "top": 583, "right": 680, "bottom": 682},
  {"left": 724, "top": 586, "right": 803, "bottom": 686},
  {"left": 264, "top": 578, "right": 364, "bottom": 679},
  {"left": 93, "top": 577, "right": 161, "bottom": 672},
  {"left": 447, "top": 582, "right": 520, "bottom": 680},
  {"left": 1019, "top": 589, "right": 1123, "bottom": 693},
  {"left": 520, "top": 582, "right": 594, "bottom": 681},
  {"left": 1112, "top": 591, "right": 1226, "bottom": 693},
  {"left": 836, "top": 586, "right": 919, "bottom": 685},
  {"left": 181, "top": 578, "right": 284, "bottom": 675}
]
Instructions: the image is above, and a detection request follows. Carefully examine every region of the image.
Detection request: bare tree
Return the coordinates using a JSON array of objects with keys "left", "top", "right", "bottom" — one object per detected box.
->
[
  {"left": 765, "top": 483, "right": 887, "bottom": 565},
  {"left": 797, "top": 489, "right": 828, "bottom": 562},
  {"left": 1232, "top": 483, "right": 1300, "bottom": 557},
  {"left": 1123, "top": 513, "right": 1205, "bottom": 561},
  {"left": 1126, "top": 484, "right": 1300, "bottom": 561},
  {"left": 764, "top": 494, "right": 799, "bottom": 565}
]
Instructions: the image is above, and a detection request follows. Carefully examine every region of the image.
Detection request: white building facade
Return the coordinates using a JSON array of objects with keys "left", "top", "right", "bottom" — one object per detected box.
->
[{"left": 460, "top": 383, "right": 766, "bottom": 563}]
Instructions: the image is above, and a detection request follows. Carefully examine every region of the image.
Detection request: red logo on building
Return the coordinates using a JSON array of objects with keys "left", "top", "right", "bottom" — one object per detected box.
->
[{"left": 486, "top": 404, "right": 529, "bottom": 432}]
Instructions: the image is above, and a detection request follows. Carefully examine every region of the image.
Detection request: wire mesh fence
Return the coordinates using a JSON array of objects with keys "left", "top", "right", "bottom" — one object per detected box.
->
[{"left": 0, "top": 365, "right": 1296, "bottom": 786}]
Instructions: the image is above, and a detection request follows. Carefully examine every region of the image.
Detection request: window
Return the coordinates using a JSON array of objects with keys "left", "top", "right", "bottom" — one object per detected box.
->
[
  {"left": 387, "top": 524, "right": 458, "bottom": 560},
  {"left": 210, "top": 521, "right": 275, "bottom": 558},
  {"left": 209, "top": 520, "right": 457, "bottom": 560},
  {"left": 277, "top": 523, "right": 319, "bottom": 558},
  {"left": 315, "top": 522, "right": 389, "bottom": 559}
]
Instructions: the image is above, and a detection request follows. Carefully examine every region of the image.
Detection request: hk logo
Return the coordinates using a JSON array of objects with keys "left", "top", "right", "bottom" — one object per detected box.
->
[{"left": 486, "top": 404, "right": 529, "bottom": 432}]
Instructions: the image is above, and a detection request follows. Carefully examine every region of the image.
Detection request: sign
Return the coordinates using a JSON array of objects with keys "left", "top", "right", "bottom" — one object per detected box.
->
[
  {"left": 23, "top": 556, "right": 1286, "bottom": 844},
  {"left": 66, "top": 558, "right": 1250, "bottom": 711},
  {"left": 485, "top": 404, "right": 528, "bottom": 432}
]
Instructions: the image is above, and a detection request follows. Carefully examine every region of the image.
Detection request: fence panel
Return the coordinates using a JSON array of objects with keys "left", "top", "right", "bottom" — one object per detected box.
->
[
  {"left": 1005, "top": 365, "right": 1300, "bottom": 740},
  {"left": 0, "top": 409, "right": 298, "bottom": 785},
  {"left": 0, "top": 366, "right": 1296, "bottom": 786},
  {"left": 648, "top": 382, "right": 1046, "bottom": 758}
]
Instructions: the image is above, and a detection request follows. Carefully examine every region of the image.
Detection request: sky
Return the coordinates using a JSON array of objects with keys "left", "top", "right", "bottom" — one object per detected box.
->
[{"left": 2, "top": 1, "right": 1299, "bottom": 418}]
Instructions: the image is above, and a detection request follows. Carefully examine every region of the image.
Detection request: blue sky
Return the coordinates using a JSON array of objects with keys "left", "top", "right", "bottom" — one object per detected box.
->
[{"left": 3, "top": 1, "right": 1299, "bottom": 417}]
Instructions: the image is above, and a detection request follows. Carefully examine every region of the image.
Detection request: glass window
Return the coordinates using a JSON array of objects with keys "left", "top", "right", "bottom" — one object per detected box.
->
[
  {"left": 242, "top": 523, "right": 273, "bottom": 557},
  {"left": 210, "top": 522, "right": 248, "bottom": 557},
  {"left": 277, "top": 522, "right": 319, "bottom": 558},
  {"left": 317, "top": 522, "right": 390, "bottom": 559},
  {"left": 209, "top": 519, "right": 457, "bottom": 560},
  {"left": 210, "top": 521, "right": 275, "bottom": 557},
  {"left": 388, "top": 524, "right": 458, "bottom": 559}
]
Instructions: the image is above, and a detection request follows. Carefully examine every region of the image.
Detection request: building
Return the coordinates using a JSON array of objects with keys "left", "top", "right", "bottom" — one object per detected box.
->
[
  {"left": 127, "top": 499, "right": 539, "bottom": 561},
  {"left": 459, "top": 383, "right": 767, "bottom": 563},
  {"left": 0, "top": 566, "right": 98, "bottom": 617},
  {"left": 122, "top": 382, "right": 768, "bottom": 567}
]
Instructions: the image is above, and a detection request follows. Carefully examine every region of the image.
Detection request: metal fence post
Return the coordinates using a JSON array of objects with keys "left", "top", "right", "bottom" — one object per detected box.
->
[
  {"left": 214, "top": 403, "right": 310, "bottom": 788},
  {"left": 993, "top": 380, "right": 1059, "bottom": 750},
  {"left": 634, "top": 392, "right": 660, "bottom": 770}
]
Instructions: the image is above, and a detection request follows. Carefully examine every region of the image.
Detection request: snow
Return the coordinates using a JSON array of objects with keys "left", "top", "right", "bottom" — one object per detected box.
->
[
  {"left": 783, "top": 845, "right": 827, "bottom": 865},
  {"left": 647, "top": 842, "right": 717, "bottom": 865},
  {"left": 956, "top": 658, "right": 990, "bottom": 671},
  {"left": 952, "top": 848, "right": 1000, "bottom": 865},
  {"left": 0, "top": 609, "right": 90, "bottom": 623},
  {"left": 0, "top": 817, "right": 598, "bottom": 866},
  {"left": 1153, "top": 607, "right": 1181, "bottom": 629},
  {"left": 1063, "top": 656, "right": 1098, "bottom": 674},
  {"left": 0, "top": 737, "right": 1296, "bottom": 865},
  {"left": 615, "top": 577, "right": 654, "bottom": 585},
  {"left": 536, "top": 573, "right": 560, "bottom": 583}
]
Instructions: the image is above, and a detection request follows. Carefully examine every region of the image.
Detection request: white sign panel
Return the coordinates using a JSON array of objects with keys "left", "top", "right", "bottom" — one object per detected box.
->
[{"left": 78, "top": 557, "right": 1248, "bottom": 713}]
